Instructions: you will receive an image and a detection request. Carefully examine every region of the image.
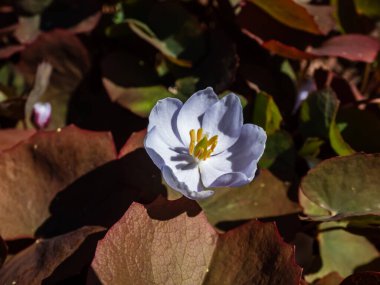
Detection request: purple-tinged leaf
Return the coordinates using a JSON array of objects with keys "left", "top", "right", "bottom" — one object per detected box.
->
[
  {"left": 0, "top": 226, "right": 104, "bottom": 285},
  {"left": 90, "top": 198, "right": 302, "bottom": 285},
  {"left": 0, "top": 125, "right": 117, "bottom": 239}
]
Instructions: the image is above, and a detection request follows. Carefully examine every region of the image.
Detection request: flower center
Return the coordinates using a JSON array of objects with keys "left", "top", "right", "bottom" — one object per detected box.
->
[{"left": 188, "top": 128, "right": 218, "bottom": 160}]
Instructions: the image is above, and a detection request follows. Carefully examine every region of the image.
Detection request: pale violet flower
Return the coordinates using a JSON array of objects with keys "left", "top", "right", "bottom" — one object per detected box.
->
[
  {"left": 32, "top": 102, "right": 52, "bottom": 129},
  {"left": 145, "top": 87, "right": 267, "bottom": 200}
]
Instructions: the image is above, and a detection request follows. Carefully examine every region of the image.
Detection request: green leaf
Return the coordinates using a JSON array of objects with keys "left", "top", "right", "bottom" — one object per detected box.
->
[
  {"left": 259, "top": 130, "right": 295, "bottom": 180},
  {"left": 305, "top": 222, "right": 379, "bottom": 282},
  {"left": 300, "top": 89, "right": 337, "bottom": 139},
  {"left": 354, "top": 0, "right": 380, "bottom": 18},
  {"left": 199, "top": 170, "right": 301, "bottom": 225},
  {"left": 298, "top": 137, "right": 324, "bottom": 158},
  {"left": 299, "top": 89, "right": 355, "bottom": 156},
  {"left": 253, "top": 92, "right": 282, "bottom": 135},
  {"left": 329, "top": 120, "right": 355, "bottom": 156},
  {"left": 103, "top": 78, "right": 185, "bottom": 118},
  {"left": 248, "top": 0, "right": 323, "bottom": 35},
  {"left": 300, "top": 153, "right": 380, "bottom": 221},
  {"left": 113, "top": 1, "right": 205, "bottom": 67}
]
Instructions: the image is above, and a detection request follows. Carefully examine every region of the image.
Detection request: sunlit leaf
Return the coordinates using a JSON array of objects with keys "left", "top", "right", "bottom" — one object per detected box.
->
[
  {"left": 253, "top": 92, "right": 282, "bottom": 135},
  {"left": 90, "top": 198, "right": 302, "bottom": 285},
  {"left": 310, "top": 35, "right": 380, "bottom": 63},
  {"left": 0, "top": 126, "right": 116, "bottom": 239},
  {"left": 102, "top": 77, "right": 185, "bottom": 118},
  {"left": 300, "top": 153, "right": 380, "bottom": 221},
  {"left": 199, "top": 170, "right": 301, "bottom": 225},
  {"left": 305, "top": 222, "right": 379, "bottom": 282}
]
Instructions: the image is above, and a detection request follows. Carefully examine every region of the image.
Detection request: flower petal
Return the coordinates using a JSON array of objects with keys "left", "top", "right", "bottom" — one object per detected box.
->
[
  {"left": 162, "top": 166, "right": 214, "bottom": 200},
  {"left": 201, "top": 93, "right": 243, "bottom": 154},
  {"left": 199, "top": 124, "right": 266, "bottom": 188},
  {"left": 148, "top": 97, "right": 183, "bottom": 146},
  {"left": 144, "top": 126, "right": 185, "bottom": 169},
  {"left": 176, "top": 87, "right": 218, "bottom": 146}
]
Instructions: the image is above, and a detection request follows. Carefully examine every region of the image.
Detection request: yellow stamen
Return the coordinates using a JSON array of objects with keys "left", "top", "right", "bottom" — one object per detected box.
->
[
  {"left": 197, "top": 128, "right": 203, "bottom": 142},
  {"left": 189, "top": 129, "right": 196, "bottom": 155},
  {"left": 189, "top": 128, "right": 218, "bottom": 160}
]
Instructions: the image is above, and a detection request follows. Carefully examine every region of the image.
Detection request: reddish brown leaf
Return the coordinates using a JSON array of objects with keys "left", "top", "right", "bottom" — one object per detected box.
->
[
  {"left": 90, "top": 198, "right": 301, "bottom": 285},
  {"left": 0, "top": 226, "right": 104, "bottom": 285},
  {"left": 249, "top": 0, "right": 323, "bottom": 35},
  {"left": 310, "top": 35, "right": 380, "bottom": 63},
  {"left": 0, "top": 129, "right": 35, "bottom": 152},
  {"left": 341, "top": 271, "right": 380, "bottom": 285},
  {"left": 0, "top": 125, "right": 117, "bottom": 239},
  {"left": 0, "top": 45, "right": 24, "bottom": 59},
  {"left": 314, "top": 272, "right": 344, "bottom": 285},
  {"left": 242, "top": 29, "right": 315, "bottom": 60},
  {"left": 118, "top": 129, "right": 146, "bottom": 158}
]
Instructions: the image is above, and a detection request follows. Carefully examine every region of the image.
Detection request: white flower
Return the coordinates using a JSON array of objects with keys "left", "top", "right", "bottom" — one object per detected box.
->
[
  {"left": 144, "top": 87, "right": 267, "bottom": 200},
  {"left": 32, "top": 102, "right": 52, "bottom": 129}
]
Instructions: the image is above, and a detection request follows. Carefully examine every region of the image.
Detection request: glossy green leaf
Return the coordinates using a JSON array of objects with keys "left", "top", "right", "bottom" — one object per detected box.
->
[
  {"left": 103, "top": 77, "right": 185, "bottom": 118},
  {"left": 253, "top": 92, "right": 282, "bottom": 135},
  {"left": 300, "top": 153, "right": 380, "bottom": 221},
  {"left": 306, "top": 222, "right": 379, "bottom": 282},
  {"left": 199, "top": 170, "right": 301, "bottom": 225}
]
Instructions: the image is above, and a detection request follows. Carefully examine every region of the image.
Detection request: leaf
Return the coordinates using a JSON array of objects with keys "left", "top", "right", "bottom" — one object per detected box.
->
[
  {"left": 354, "top": 0, "right": 380, "bottom": 18},
  {"left": 90, "top": 198, "right": 302, "bottom": 285},
  {"left": 68, "top": 12, "right": 101, "bottom": 34},
  {"left": 300, "top": 153, "right": 380, "bottom": 221},
  {"left": 253, "top": 92, "right": 282, "bottom": 135},
  {"left": 14, "top": 15, "right": 40, "bottom": 44},
  {"left": 300, "top": 89, "right": 338, "bottom": 139},
  {"left": 121, "top": 1, "right": 205, "bottom": 67},
  {"left": 299, "top": 88, "right": 355, "bottom": 155},
  {"left": 103, "top": 77, "right": 185, "bottom": 118},
  {"left": 309, "top": 35, "right": 380, "bottom": 63},
  {"left": 258, "top": 130, "right": 296, "bottom": 180},
  {"left": 0, "top": 125, "right": 117, "bottom": 239},
  {"left": 18, "top": 30, "right": 90, "bottom": 129},
  {"left": 199, "top": 170, "right": 301, "bottom": 225},
  {"left": 118, "top": 129, "right": 146, "bottom": 158},
  {"left": 248, "top": 0, "right": 323, "bottom": 35},
  {"left": 0, "top": 45, "right": 25, "bottom": 59},
  {"left": 329, "top": 120, "right": 355, "bottom": 156},
  {"left": 0, "top": 226, "right": 104, "bottom": 285},
  {"left": 314, "top": 272, "right": 343, "bottom": 285},
  {"left": 0, "top": 129, "right": 35, "bottom": 152},
  {"left": 14, "top": 0, "right": 53, "bottom": 15},
  {"left": 305, "top": 222, "right": 379, "bottom": 282},
  {"left": 341, "top": 271, "right": 380, "bottom": 285}
]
